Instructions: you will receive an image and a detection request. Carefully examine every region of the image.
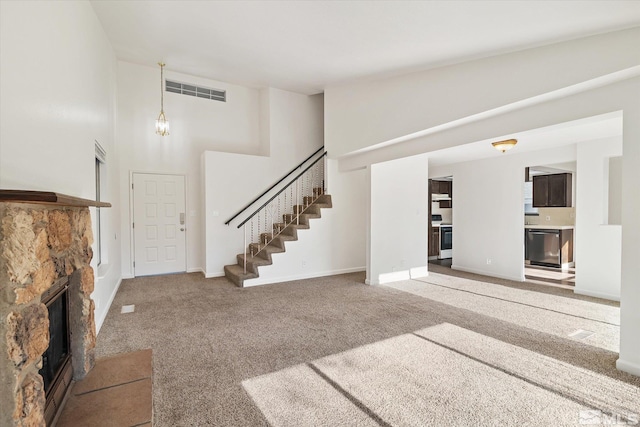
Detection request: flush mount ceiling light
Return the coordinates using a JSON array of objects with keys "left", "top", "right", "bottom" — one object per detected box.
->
[
  {"left": 155, "top": 62, "right": 170, "bottom": 136},
  {"left": 492, "top": 138, "right": 517, "bottom": 153}
]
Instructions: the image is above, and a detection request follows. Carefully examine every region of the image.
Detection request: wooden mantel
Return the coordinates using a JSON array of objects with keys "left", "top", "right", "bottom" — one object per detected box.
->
[{"left": 0, "top": 190, "right": 111, "bottom": 208}]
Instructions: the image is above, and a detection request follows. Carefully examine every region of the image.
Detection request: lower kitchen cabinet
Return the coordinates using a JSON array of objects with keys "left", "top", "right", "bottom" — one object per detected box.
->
[{"left": 429, "top": 227, "right": 440, "bottom": 257}]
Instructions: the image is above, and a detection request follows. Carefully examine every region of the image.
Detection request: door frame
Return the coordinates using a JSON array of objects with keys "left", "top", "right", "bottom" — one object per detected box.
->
[{"left": 128, "top": 170, "right": 188, "bottom": 277}]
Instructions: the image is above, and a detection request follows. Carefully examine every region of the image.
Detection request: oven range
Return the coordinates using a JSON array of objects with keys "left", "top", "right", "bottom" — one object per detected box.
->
[{"left": 432, "top": 214, "right": 452, "bottom": 259}]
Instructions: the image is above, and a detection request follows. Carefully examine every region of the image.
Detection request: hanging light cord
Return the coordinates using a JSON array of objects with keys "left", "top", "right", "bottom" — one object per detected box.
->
[
  {"left": 155, "top": 61, "right": 169, "bottom": 136},
  {"left": 159, "top": 62, "right": 165, "bottom": 113}
]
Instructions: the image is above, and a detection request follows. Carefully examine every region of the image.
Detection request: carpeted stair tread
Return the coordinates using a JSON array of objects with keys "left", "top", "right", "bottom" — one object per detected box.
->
[
  {"left": 224, "top": 194, "right": 332, "bottom": 287},
  {"left": 258, "top": 243, "right": 286, "bottom": 255},
  {"left": 237, "top": 254, "right": 273, "bottom": 274},
  {"left": 276, "top": 234, "right": 297, "bottom": 241},
  {"left": 300, "top": 213, "right": 321, "bottom": 220},
  {"left": 223, "top": 265, "right": 258, "bottom": 286},
  {"left": 237, "top": 254, "right": 273, "bottom": 266},
  {"left": 288, "top": 223, "right": 310, "bottom": 229}
]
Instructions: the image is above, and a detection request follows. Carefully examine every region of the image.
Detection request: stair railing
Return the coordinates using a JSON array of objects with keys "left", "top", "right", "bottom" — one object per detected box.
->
[
  {"left": 237, "top": 152, "right": 327, "bottom": 274},
  {"left": 224, "top": 146, "right": 325, "bottom": 225}
]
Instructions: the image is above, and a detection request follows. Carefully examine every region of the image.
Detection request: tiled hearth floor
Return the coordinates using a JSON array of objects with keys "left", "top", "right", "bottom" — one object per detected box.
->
[{"left": 56, "top": 349, "right": 153, "bottom": 426}]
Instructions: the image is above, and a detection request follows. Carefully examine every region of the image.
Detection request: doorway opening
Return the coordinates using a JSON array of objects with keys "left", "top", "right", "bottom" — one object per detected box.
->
[
  {"left": 524, "top": 163, "right": 576, "bottom": 288},
  {"left": 428, "top": 176, "right": 453, "bottom": 269}
]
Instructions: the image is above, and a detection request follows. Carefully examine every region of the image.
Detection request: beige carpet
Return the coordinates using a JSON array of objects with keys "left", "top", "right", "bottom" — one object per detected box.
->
[
  {"left": 95, "top": 270, "right": 639, "bottom": 426},
  {"left": 245, "top": 328, "right": 585, "bottom": 426},
  {"left": 244, "top": 323, "right": 640, "bottom": 426},
  {"left": 386, "top": 277, "right": 619, "bottom": 351}
]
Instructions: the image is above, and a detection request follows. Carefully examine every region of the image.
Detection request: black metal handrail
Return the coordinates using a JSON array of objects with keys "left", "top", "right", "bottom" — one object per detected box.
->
[
  {"left": 224, "top": 146, "right": 325, "bottom": 225},
  {"left": 237, "top": 152, "right": 327, "bottom": 228}
]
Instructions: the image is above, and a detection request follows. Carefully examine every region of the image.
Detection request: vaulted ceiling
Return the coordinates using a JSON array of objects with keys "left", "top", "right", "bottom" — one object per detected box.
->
[{"left": 91, "top": 1, "right": 640, "bottom": 95}]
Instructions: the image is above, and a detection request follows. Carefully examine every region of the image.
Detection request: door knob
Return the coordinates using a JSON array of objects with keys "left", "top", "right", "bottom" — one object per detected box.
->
[{"left": 180, "top": 228, "right": 185, "bottom": 231}]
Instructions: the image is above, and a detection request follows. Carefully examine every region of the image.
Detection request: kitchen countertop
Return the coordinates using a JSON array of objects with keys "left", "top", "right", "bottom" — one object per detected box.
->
[{"left": 524, "top": 225, "right": 574, "bottom": 230}]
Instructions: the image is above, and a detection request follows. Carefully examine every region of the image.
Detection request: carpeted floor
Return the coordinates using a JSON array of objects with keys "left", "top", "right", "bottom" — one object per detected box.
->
[{"left": 95, "top": 269, "right": 640, "bottom": 426}]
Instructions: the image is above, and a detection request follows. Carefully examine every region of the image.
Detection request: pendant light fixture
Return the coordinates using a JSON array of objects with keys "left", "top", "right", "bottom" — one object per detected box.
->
[
  {"left": 155, "top": 62, "right": 170, "bottom": 136},
  {"left": 492, "top": 138, "right": 517, "bottom": 153}
]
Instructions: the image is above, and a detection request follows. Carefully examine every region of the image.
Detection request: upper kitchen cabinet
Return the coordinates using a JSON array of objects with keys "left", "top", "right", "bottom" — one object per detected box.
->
[
  {"left": 532, "top": 173, "right": 572, "bottom": 207},
  {"left": 431, "top": 180, "right": 452, "bottom": 208},
  {"left": 431, "top": 180, "right": 452, "bottom": 196}
]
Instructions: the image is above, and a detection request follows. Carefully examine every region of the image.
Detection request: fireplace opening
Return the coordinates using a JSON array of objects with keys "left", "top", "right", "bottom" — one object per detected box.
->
[{"left": 39, "top": 277, "right": 73, "bottom": 425}]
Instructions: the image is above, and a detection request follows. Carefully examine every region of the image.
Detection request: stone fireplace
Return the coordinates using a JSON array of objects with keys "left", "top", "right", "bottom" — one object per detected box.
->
[{"left": 0, "top": 190, "right": 110, "bottom": 426}]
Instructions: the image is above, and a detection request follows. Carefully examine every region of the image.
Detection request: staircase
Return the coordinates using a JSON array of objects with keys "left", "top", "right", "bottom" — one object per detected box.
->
[
  {"left": 224, "top": 189, "right": 332, "bottom": 286},
  {"left": 223, "top": 149, "right": 330, "bottom": 287}
]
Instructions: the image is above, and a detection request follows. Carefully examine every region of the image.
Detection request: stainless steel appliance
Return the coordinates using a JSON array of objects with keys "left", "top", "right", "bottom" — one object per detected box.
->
[
  {"left": 526, "top": 229, "right": 560, "bottom": 266},
  {"left": 439, "top": 225, "right": 452, "bottom": 259},
  {"left": 432, "top": 215, "right": 452, "bottom": 259}
]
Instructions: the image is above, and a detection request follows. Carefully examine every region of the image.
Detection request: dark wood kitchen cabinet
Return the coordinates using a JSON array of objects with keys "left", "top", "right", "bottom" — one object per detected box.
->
[
  {"left": 431, "top": 180, "right": 452, "bottom": 208},
  {"left": 532, "top": 173, "right": 572, "bottom": 207},
  {"left": 429, "top": 227, "right": 440, "bottom": 257},
  {"left": 431, "top": 180, "right": 452, "bottom": 196}
]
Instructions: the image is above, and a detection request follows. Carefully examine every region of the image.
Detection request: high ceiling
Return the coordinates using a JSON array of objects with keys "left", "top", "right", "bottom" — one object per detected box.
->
[{"left": 91, "top": 1, "right": 640, "bottom": 95}]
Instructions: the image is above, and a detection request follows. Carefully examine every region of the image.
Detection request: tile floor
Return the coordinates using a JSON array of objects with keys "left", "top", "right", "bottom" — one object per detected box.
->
[
  {"left": 525, "top": 264, "right": 576, "bottom": 288},
  {"left": 55, "top": 349, "right": 153, "bottom": 427},
  {"left": 429, "top": 259, "right": 577, "bottom": 289}
]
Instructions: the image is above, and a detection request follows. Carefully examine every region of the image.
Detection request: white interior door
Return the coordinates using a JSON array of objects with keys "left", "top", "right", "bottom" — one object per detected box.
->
[{"left": 133, "top": 173, "right": 186, "bottom": 276}]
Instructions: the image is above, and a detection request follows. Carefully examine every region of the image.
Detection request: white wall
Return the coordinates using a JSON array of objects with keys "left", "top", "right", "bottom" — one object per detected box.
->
[
  {"left": 448, "top": 157, "right": 525, "bottom": 281},
  {"left": 203, "top": 89, "right": 328, "bottom": 277},
  {"left": 328, "top": 45, "right": 640, "bottom": 374},
  {"left": 325, "top": 27, "right": 639, "bottom": 158},
  {"left": 430, "top": 144, "right": 577, "bottom": 282},
  {"left": 244, "top": 160, "right": 366, "bottom": 286},
  {"left": 619, "top": 104, "right": 640, "bottom": 376},
  {"left": 368, "top": 153, "right": 429, "bottom": 285},
  {"left": 574, "top": 137, "right": 623, "bottom": 301},
  {"left": 431, "top": 138, "right": 622, "bottom": 288},
  {"left": 116, "top": 61, "right": 263, "bottom": 277},
  {"left": 608, "top": 156, "right": 623, "bottom": 225},
  {"left": 0, "top": 1, "right": 121, "bottom": 332}
]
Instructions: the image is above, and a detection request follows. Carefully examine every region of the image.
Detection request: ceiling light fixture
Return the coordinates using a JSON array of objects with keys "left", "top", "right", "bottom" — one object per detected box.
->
[
  {"left": 155, "top": 62, "right": 169, "bottom": 136},
  {"left": 492, "top": 138, "right": 517, "bottom": 153}
]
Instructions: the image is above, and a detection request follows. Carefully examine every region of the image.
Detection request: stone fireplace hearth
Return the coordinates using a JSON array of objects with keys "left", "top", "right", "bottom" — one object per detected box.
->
[{"left": 0, "top": 190, "right": 110, "bottom": 426}]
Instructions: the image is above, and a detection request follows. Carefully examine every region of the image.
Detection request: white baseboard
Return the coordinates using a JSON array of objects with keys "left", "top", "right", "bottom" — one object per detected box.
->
[
  {"left": 368, "top": 266, "right": 430, "bottom": 286},
  {"left": 573, "top": 288, "right": 620, "bottom": 302},
  {"left": 121, "top": 274, "right": 134, "bottom": 280},
  {"left": 367, "top": 269, "right": 411, "bottom": 286},
  {"left": 410, "top": 266, "right": 429, "bottom": 279},
  {"left": 244, "top": 267, "right": 365, "bottom": 287},
  {"left": 96, "top": 277, "right": 123, "bottom": 334},
  {"left": 187, "top": 267, "right": 205, "bottom": 275},
  {"left": 205, "top": 271, "right": 225, "bottom": 279},
  {"left": 616, "top": 358, "right": 640, "bottom": 377}
]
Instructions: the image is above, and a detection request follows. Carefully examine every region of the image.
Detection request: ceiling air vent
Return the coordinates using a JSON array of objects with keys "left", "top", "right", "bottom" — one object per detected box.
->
[{"left": 165, "top": 80, "right": 226, "bottom": 102}]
